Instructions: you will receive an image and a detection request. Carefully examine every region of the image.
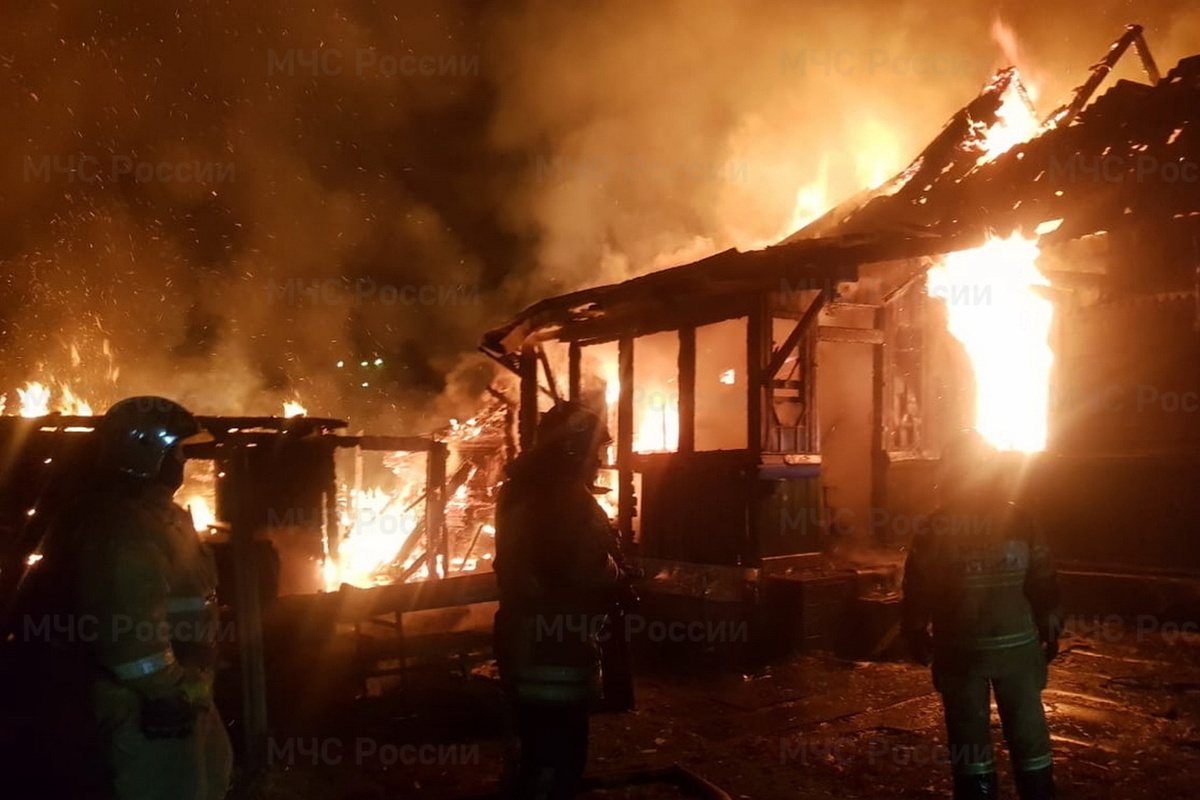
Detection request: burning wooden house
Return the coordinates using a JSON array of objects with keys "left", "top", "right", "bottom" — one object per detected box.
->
[{"left": 482, "top": 25, "right": 1200, "bottom": 651}]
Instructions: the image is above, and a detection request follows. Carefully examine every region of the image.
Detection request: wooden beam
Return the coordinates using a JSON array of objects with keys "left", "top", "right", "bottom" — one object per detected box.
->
[
  {"left": 518, "top": 350, "right": 538, "bottom": 452},
  {"left": 328, "top": 434, "right": 438, "bottom": 452},
  {"left": 678, "top": 327, "right": 696, "bottom": 454},
  {"left": 568, "top": 341, "right": 582, "bottom": 401},
  {"left": 818, "top": 326, "right": 885, "bottom": 345},
  {"left": 746, "top": 300, "right": 768, "bottom": 459},
  {"left": 617, "top": 337, "right": 635, "bottom": 551},
  {"left": 1046, "top": 24, "right": 1148, "bottom": 127},
  {"left": 229, "top": 449, "right": 269, "bottom": 773},
  {"left": 1131, "top": 26, "right": 1161, "bottom": 83},
  {"left": 869, "top": 306, "right": 887, "bottom": 539},
  {"left": 536, "top": 346, "right": 561, "bottom": 403},
  {"left": 548, "top": 295, "right": 757, "bottom": 349},
  {"left": 425, "top": 441, "right": 448, "bottom": 579},
  {"left": 766, "top": 290, "right": 827, "bottom": 377},
  {"left": 323, "top": 454, "right": 340, "bottom": 604}
]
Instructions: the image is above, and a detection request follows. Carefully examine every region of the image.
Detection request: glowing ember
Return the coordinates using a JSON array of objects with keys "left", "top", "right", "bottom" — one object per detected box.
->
[
  {"left": 283, "top": 399, "right": 307, "bottom": 417},
  {"left": 927, "top": 234, "right": 1053, "bottom": 452},
  {"left": 719, "top": 369, "right": 736, "bottom": 385}
]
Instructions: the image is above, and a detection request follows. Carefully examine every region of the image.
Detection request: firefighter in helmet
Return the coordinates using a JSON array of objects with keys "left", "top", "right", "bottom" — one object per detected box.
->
[
  {"left": 902, "top": 428, "right": 1060, "bottom": 800},
  {"left": 493, "top": 400, "right": 633, "bottom": 800},
  {"left": 78, "top": 397, "right": 232, "bottom": 800}
]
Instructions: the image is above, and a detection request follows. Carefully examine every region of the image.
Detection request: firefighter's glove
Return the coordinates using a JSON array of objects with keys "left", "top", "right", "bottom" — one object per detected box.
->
[
  {"left": 141, "top": 692, "right": 197, "bottom": 739},
  {"left": 905, "top": 628, "right": 933, "bottom": 666}
]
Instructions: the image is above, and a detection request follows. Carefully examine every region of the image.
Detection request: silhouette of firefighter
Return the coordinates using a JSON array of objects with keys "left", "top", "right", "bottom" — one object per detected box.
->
[
  {"left": 77, "top": 397, "right": 232, "bottom": 800},
  {"left": 493, "top": 400, "right": 636, "bottom": 800},
  {"left": 902, "top": 428, "right": 1060, "bottom": 800}
]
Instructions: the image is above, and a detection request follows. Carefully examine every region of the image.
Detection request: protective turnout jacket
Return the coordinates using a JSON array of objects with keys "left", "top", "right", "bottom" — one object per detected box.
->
[
  {"left": 493, "top": 455, "right": 625, "bottom": 705},
  {"left": 902, "top": 499, "right": 1059, "bottom": 652},
  {"left": 77, "top": 483, "right": 220, "bottom": 698}
]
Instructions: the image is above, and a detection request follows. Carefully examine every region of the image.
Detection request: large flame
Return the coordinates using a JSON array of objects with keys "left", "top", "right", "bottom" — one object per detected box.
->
[
  {"left": 990, "top": 18, "right": 1043, "bottom": 104},
  {"left": 764, "top": 126, "right": 904, "bottom": 246},
  {"left": 977, "top": 75, "right": 1041, "bottom": 165},
  {"left": 331, "top": 484, "right": 423, "bottom": 589},
  {"left": 927, "top": 234, "right": 1053, "bottom": 452},
  {"left": 12, "top": 381, "right": 94, "bottom": 417},
  {"left": 599, "top": 359, "right": 679, "bottom": 454}
]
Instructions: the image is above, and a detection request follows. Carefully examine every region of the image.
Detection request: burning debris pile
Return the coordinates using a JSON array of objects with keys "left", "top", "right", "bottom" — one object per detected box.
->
[
  {"left": 327, "top": 398, "right": 510, "bottom": 589},
  {"left": 0, "top": 382, "right": 513, "bottom": 597}
]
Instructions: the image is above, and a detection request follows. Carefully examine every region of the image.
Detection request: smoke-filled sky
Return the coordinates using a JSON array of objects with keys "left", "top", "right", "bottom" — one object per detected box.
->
[{"left": 0, "top": 0, "right": 1196, "bottom": 431}]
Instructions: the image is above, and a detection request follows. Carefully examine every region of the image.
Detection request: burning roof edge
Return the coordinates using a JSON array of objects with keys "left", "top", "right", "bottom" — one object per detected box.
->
[
  {"left": 482, "top": 27, "right": 1197, "bottom": 364},
  {"left": 481, "top": 227, "right": 993, "bottom": 361}
]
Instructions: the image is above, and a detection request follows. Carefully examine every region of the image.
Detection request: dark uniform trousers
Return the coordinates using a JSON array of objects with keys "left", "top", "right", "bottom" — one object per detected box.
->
[{"left": 933, "top": 641, "right": 1053, "bottom": 778}]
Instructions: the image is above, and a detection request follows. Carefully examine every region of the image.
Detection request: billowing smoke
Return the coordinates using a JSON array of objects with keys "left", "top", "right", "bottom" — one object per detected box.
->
[
  {"left": 0, "top": 0, "right": 1195, "bottom": 431},
  {"left": 488, "top": 0, "right": 1199, "bottom": 294}
]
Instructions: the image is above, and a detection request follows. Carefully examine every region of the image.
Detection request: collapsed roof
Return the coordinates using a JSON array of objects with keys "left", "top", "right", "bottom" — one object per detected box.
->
[{"left": 483, "top": 28, "right": 1200, "bottom": 362}]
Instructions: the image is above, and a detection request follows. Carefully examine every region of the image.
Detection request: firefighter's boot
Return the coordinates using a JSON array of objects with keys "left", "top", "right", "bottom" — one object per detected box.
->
[
  {"left": 952, "top": 771, "right": 999, "bottom": 800},
  {"left": 1015, "top": 765, "right": 1057, "bottom": 800}
]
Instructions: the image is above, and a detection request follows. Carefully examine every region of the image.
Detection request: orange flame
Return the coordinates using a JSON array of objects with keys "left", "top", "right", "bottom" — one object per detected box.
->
[
  {"left": 927, "top": 234, "right": 1053, "bottom": 452},
  {"left": 12, "top": 381, "right": 94, "bottom": 417},
  {"left": 330, "top": 485, "right": 423, "bottom": 589}
]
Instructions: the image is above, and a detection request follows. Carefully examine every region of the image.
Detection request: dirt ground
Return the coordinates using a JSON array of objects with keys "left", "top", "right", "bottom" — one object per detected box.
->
[{"left": 231, "top": 618, "right": 1200, "bottom": 800}]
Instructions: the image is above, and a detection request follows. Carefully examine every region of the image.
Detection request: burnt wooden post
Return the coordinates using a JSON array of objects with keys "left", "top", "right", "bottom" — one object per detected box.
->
[
  {"left": 325, "top": 443, "right": 341, "bottom": 586},
  {"left": 745, "top": 298, "right": 772, "bottom": 566},
  {"left": 426, "top": 440, "right": 448, "bottom": 579},
  {"left": 617, "top": 336, "right": 635, "bottom": 551},
  {"left": 518, "top": 349, "right": 539, "bottom": 452},
  {"left": 229, "top": 449, "right": 269, "bottom": 773},
  {"left": 747, "top": 298, "right": 770, "bottom": 459},
  {"left": 678, "top": 327, "right": 696, "bottom": 454},
  {"left": 870, "top": 305, "right": 887, "bottom": 537},
  {"left": 568, "top": 341, "right": 582, "bottom": 402}
]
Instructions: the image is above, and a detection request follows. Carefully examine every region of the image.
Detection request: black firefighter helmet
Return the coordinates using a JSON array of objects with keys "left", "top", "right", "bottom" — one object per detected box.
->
[
  {"left": 95, "top": 396, "right": 207, "bottom": 480},
  {"left": 534, "top": 400, "right": 611, "bottom": 461}
]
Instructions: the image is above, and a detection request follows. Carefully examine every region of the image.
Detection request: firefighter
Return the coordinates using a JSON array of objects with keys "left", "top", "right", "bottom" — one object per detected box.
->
[
  {"left": 902, "top": 428, "right": 1060, "bottom": 800},
  {"left": 78, "top": 397, "right": 232, "bottom": 800},
  {"left": 493, "top": 400, "right": 633, "bottom": 800}
]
